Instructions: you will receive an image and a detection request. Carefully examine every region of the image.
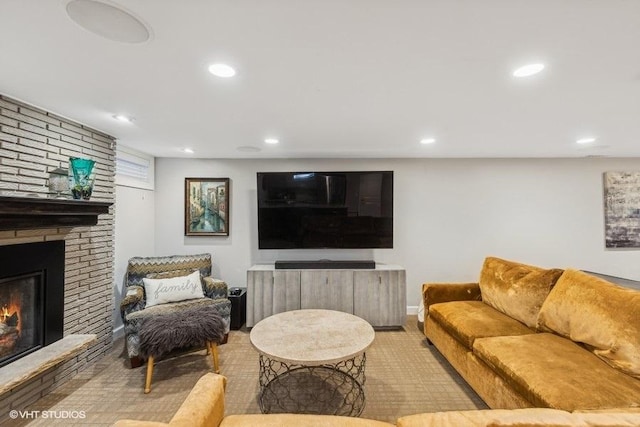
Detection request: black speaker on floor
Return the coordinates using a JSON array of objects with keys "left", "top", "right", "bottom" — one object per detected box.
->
[{"left": 228, "top": 288, "right": 246, "bottom": 330}]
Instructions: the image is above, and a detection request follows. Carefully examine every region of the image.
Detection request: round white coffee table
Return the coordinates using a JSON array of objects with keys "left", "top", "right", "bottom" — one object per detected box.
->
[{"left": 250, "top": 309, "right": 375, "bottom": 416}]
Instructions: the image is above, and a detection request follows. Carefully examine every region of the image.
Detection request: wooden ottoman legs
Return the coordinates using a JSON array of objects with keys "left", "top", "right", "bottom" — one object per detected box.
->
[
  {"left": 144, "top": 355, "right": 155, "bottom": 394},
  {"left": 207, "top": 341, "right": 220, "bottom": 374},
  {"left": 144, "top": 343, "right": 219, "bottom": 393}
]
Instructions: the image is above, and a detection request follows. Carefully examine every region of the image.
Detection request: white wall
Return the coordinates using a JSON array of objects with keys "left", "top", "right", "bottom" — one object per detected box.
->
[
  {"left": 113, "top": 185, "right": 155, "bottom": 337},
  {"left": 154, "top": 157, "right": 640, "bottom": 309}
]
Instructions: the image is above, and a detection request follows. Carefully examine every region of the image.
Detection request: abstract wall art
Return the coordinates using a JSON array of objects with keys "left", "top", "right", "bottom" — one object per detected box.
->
[{"left": 603, "top": 171, "right": 640, "bottom": 248}]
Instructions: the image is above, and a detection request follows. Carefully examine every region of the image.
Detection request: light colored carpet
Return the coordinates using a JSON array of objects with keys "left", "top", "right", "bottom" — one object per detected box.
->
[{"left": 12, "top": 315, "right": 487, "bottom": 426}]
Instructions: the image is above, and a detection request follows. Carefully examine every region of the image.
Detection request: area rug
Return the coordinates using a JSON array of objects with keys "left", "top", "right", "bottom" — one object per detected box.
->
[{"left": 13, "top": 316, "right": 486, "bottom": 426}]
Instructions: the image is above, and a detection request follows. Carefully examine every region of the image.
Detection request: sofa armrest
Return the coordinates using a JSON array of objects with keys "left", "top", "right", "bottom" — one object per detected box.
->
[
  {"left": 203, "top": 277, "right": 228, "bottom": 299},
  {"left": 120, "top": 285, "right": 145, "bottom": 320},
  {"left": 112, "top": 373, "right": 226, "bottom": 427},
  {"left": 170, "top": 373, "right": 226, "bottom": 427},
  {"left": 113, "top": 421, "right": 167, "bottom": 427},
  {"left": 422, "top": 282, "right": 481, "bottom": 314}
]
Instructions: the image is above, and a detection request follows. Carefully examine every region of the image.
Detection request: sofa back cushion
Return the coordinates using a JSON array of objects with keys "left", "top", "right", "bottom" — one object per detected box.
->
[
  {"left": 488, "top": 411, "right": 640, "bottom": 427},
  {"left": 538, "top": 269, "right": 640, "bottom": 379},
  {"left": 397, "top": 408, "right": 578, "bottom": 427},
  {"left": 478, "top": 257, "right": 564, "bottom": 328}
]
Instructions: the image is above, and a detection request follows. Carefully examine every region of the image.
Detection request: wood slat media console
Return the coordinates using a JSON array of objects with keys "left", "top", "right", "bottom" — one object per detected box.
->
[{"left": 246, "top": 264, "right": 406, "bottom": 328}]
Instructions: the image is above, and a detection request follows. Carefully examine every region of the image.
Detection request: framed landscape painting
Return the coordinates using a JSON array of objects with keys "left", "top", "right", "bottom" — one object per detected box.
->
[
  {"left": 603, "top": 171, "right": 640, "bottom": 248},
  {"left": 185, "top": 178, "right": 229, "bottom": 236}
]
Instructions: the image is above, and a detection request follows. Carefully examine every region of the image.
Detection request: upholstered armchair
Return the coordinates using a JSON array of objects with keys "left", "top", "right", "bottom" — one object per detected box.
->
[{"left": 120, "top": 253, "right": 231, "bottom": 368}]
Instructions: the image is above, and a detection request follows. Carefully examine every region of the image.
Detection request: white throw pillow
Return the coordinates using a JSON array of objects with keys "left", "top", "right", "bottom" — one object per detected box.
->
[{"left": 143, "top": 270, "right": 205, "bottom": 308}]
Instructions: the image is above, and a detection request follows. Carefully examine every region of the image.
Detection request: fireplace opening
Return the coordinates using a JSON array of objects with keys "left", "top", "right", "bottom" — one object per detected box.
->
[
  {"left": 0, "top": 241, "right": 64, "bottom": 368},
  {"left": 0, "top": 272, "right": 43, "bottom": 367}
]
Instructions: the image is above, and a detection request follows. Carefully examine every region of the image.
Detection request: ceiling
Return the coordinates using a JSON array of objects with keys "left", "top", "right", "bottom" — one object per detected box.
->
[{"left": 1, "top": 0, "right": 639, "bottom": 159}]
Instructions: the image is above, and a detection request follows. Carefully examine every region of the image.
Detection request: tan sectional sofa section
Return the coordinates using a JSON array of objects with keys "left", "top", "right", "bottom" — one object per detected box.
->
[
  {"left": 113, "top": 373, "right": 640, "bottom": 427},
  {"left": 423, "top": 257, "right": 640, "bottom": 411},
  {"left": 113, "top": 256, "right": 640, "bottom": 426}
]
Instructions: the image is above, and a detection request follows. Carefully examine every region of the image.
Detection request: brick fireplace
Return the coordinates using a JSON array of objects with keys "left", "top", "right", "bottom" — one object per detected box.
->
[
  {"left": 0, "top": 241, "right": 64, "bottom": 368},
  {"left": 0, "top": 95, "right": 115, "bottom": 421}
]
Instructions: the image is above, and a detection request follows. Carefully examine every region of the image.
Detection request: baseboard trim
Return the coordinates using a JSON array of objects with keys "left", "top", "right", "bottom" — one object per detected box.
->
[
  {"left": 407, "top": 305, "right": 419, "bottom": 315},
  {"left": 112, "top": 324, "right": 124, "bottom": 341}
]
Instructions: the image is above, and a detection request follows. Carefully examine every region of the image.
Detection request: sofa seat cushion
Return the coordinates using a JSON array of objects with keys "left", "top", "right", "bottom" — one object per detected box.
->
[
  {"left": 398, "top": 408, "right": 585, "bottom": 427},
  {"left": 478, "top": 257, "right": 564, "bottom": 328},
  {"left": 473, "top": 333, "right": 640, "bottom": 411},
  {"left": 538, "top": 269, "right": 640, "bottom": 379},
  {"left": 429, "top": 301, "right": 534, "bottom": 349},
  {"left": 221, "top": 414, "right": 394, "bottom": 427},
  {"left": 488, "top": 412, "right": 640, "bottom": 427}
]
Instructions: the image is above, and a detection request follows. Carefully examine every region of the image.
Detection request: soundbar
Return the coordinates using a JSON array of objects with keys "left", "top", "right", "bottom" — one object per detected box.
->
[{"left": 275, "top": 260, "right": 376, "bottom": 270}]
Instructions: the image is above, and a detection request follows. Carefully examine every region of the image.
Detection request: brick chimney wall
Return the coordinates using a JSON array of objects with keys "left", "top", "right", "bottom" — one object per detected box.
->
[{"left": 0, "top": 94, "right": 115, "bottom": 417}]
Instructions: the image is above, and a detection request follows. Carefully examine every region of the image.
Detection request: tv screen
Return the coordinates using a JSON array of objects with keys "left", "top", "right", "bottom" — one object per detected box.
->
[{"left": 257, "top": 171, "right": 393, "bottom": 249}]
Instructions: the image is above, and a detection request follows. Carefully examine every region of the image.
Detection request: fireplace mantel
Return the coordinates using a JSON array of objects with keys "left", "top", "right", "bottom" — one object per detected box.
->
[{"left": 0, "top": 195, "right": 112, "bottom": 231}]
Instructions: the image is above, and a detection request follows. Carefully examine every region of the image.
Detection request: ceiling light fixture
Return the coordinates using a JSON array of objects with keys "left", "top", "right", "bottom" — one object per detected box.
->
[
  {"left": 113, "top": 114, "right": 133, "bottom": 123},
  {"left": 420, "top": 138, "right": 436, "bottom": 144},
  {"left": 576, "top": 137, "right": 597, "bottom": 144},
  {"left": 264, "top": 138, "right": 279, "bottom": 144},
  {"left": 513, "top": 63, "right": 545, "bottom": 77},
  {"left": 183, "top": 148, "right": 194, "bottom": 154},
  {"left": 208, "top": 63, "right": 236, "bottom": 78}
]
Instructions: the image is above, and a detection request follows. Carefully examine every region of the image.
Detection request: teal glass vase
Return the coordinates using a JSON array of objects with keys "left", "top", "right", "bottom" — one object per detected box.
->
[{"left": 68, "top": 157, "right": 96, "bottom": 200}]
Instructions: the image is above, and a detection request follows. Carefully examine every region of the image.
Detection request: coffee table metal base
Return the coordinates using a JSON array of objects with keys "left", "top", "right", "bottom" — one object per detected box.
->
[{"left": 257, "top": 353, "right": 367, "bottom": 416}]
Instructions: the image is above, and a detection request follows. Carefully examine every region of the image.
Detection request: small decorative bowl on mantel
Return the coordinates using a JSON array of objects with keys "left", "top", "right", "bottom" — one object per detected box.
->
[{"left": 48, "top": 167, "right": 70, "bottom": 199}]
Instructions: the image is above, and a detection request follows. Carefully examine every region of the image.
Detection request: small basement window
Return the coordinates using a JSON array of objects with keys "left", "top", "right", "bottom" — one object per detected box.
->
[{"left": 115, "top": 146, "right": 154, "bottom": 190}]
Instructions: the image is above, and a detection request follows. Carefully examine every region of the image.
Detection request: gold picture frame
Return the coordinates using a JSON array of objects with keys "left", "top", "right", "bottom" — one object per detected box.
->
[{"left": 184, "top": 177, "right": 230, "bottom": 236}]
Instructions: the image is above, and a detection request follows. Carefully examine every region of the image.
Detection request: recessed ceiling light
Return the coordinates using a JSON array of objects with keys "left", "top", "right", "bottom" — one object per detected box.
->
[
  {"left": 576, "top": 137, "right": 597, "bottom": 144},
  {"left": 66, "top": 0, "right": 150, "bottom": 44},
  {"left": 113, "top": 114, "right": 133, "bottom": 123},
  {"left": 208, "top": 63, "right": 236, "bottom": 78},
  {"left": 183, "top": 148, "right": 194, "bottom": 154},
  {"left": 420, "top": 138, "right": 436, "bottom": 144},
  {"left": 513, "top": 63, "right": 545, "bottom": 77},
  {"left": 264, "top": 138, "right": 279, "bottom": 144}
]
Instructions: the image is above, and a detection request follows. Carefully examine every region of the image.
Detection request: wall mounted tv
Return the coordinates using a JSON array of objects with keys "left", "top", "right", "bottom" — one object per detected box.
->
[{"left": 257, "top": 171, "right": 393, "bottom": 249}]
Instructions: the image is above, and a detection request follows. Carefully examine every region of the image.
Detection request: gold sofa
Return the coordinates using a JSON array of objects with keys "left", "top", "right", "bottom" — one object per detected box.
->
[
  {"left": 423, "top": 257, "right": 640, "bottom": 411},
  {"left": 113, "top": 373, "right": 640, "bottom": 427}
]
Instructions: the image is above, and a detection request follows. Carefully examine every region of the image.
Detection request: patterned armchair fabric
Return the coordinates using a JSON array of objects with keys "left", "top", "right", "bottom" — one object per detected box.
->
[{"left": 120, "top": 253, "right": 231, "bottom": 361}]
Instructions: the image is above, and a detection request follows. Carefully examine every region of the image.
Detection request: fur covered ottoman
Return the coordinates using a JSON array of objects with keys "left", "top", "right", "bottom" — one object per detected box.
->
[{"left": 138, "top": 305, "right": 226, "bottom": 393}]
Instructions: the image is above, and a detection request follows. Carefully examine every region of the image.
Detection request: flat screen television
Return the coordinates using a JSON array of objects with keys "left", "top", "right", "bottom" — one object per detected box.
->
[{"left": 257, "top": 171, "right": 393, "bottom": 249}]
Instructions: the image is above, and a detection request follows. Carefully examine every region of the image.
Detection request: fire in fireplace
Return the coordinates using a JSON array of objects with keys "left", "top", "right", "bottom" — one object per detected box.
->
[
  {"left": 0, "top": 273, "right": 42, "bottom": 365},
  {"left": 0, "top": 241, "right": 64, "bottom": 368}
]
